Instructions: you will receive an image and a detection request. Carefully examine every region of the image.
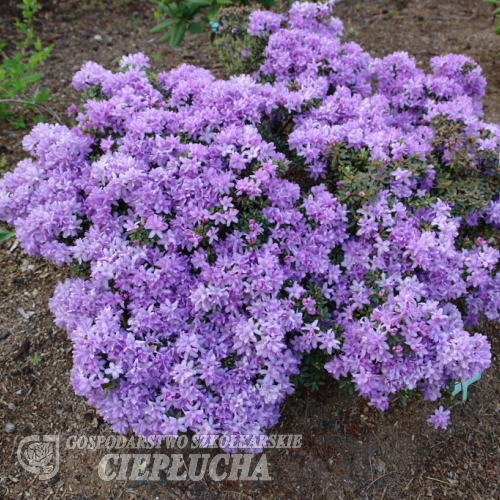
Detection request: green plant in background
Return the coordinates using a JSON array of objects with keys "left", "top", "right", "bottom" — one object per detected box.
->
[
  {"left": 484, "top": 0, "right": 500, "bottom": 38},
  {"left": 213, "top": 5, "right": 269, "bottom": 75},
  {"left": 0, "top": 0, "right": 54, "bottom": 126},
  {"left": 83, "top": 0, "right": 105, "bottom": 12},
  {"left": 150, "top": 0, "right": 275, "bottom": 48}
]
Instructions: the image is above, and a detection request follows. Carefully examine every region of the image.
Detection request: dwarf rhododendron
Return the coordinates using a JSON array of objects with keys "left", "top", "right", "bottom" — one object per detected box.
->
[{"left": 0, "top": 1, "right": 499, "bottom": 444}]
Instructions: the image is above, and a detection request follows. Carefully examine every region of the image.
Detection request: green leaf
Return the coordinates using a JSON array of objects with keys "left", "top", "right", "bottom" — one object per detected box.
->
[
  {"left": 170, "top": 21, "right": 187, "bottom": 47},
  {"left": 216, "top": 0, "right": 233, "bottom": 4},
  {"left": 0, "top": 228, "right": 15, "bottom": 242},
  {"left": 188, "top": 0, "right": 213, "bottom": 5},
  {"left": 256, "top": 0, "right": 277, "bottom": 5},
  {"left": 150, "top": 18, "right": 178, "bottom": 33},
  {"left": 10, "top": 115, "right": 26, "bottom": 129},
  {"left": 186, "top": 5, "right": 202, "bottom": 18},
  {"left": 159, "top": 30, "right": 173, "bottom": 42},
  {"left": 206, "top": 4, "right": 220, "bottom": 21},
  {"left": 165, "top": 2, "right": 181, "bottom": 16},
  {"left": 188, "top": 22, "right": 204, "bottom": 34},
  {"left": 156, "top": 2, "right": 170, "bottom": 13}
]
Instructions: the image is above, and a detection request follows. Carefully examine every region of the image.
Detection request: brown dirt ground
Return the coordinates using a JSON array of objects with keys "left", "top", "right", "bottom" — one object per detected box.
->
[{"left": 1, "top": 0, "right": 500, "bottom": 498}]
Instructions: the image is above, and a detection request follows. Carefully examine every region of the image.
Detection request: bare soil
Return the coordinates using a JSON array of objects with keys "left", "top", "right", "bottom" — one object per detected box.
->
[{"left": 1, "top": 1, "right": 500, "bottom": 499}]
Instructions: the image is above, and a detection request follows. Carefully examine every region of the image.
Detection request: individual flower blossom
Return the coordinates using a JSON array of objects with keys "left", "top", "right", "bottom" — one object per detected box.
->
[
  {"left": 119, "top": 53, "right": 150, "bottom": 69},
  {"left": 286, "top": 283, "right": 306, "bottom": 299},
  {"left": 427, "top": 406, "right": 451, "bottom": 430},
  {"left": 144, "top": 215, "right": 168, "bottom": 239}
]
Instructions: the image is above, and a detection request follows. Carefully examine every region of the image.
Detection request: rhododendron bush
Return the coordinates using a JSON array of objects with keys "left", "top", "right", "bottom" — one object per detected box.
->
[{"left": 1, "top": 1, "right": 500, "bottom": 441}]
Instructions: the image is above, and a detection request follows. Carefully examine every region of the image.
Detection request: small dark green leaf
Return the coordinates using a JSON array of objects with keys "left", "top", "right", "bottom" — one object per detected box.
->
[{"left": 188, "top": 22, "right": 204, "bottom": 34}]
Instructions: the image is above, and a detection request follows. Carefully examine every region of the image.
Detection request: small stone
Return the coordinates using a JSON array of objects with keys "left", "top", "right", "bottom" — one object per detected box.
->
[
  {"left": 17, "top": 308, "right": 35, "bottom": 320},
  {"left": 94, "top": 34, "right": 103, "bottom": 41},
  {"left": 374, "top": 457, "right": 386, "bottom": 473},
  {"left": 5, "top": 422, "right": 15, "bottom": 433},
  {"left": 8, "top": 403, "right": 15, "bottom": 410}
]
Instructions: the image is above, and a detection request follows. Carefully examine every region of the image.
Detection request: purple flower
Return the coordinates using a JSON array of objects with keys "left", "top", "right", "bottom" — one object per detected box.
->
[
  {"left": 248, "top": 11, "right": 283, "bottom": 36},
  {"left": 427, "top": 406, "right": 451, "bottom": 430}
]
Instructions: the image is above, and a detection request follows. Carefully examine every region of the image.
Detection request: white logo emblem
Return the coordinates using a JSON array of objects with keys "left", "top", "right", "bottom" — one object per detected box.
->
[{"left": 17, "top": 435, "right": 60, "bottom": 480}]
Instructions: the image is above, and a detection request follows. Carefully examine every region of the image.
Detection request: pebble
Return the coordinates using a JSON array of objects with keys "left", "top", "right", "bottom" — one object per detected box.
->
[
  {"left": 17, "top": 308, "right": 35, "bottom": 320},
  {"left": 374, "top": 457, "right": 387, "bottom": 473},
  {"left": 8, "top": 403, "right": 15, "bottom": 410},
  {"left": 5, "top": 422, "right": 15, "bottom": 433},
  {"left": 94, "top": 34, "right": 103, "bottom": 42},
  {"left": 20, "top": 259, "right": 35, "bottom": 273}
]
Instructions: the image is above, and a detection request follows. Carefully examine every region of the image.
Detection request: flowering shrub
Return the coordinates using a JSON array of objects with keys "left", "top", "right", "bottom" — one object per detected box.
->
[{"left": 1, "top": 1, "right": 500, "bottom": 441}]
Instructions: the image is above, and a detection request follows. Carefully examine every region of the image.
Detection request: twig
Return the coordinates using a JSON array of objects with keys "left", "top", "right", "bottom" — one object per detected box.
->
[
  {"left": 427, "top": 476, "right": 450, "bottom": 486},
  {"left": 402, "top": 477, "right": 414, "bottom": 491},
  {"left": 365, "top": 469, "right": 398, "bottom": 489},
  {"left": 0, "top": 98, "right": 61, "bottom": 123}
]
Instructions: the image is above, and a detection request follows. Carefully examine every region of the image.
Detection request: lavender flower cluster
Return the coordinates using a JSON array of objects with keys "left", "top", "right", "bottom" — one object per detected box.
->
[{"left": 1, "top": 1, "right": 499, "bottom": 440}]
